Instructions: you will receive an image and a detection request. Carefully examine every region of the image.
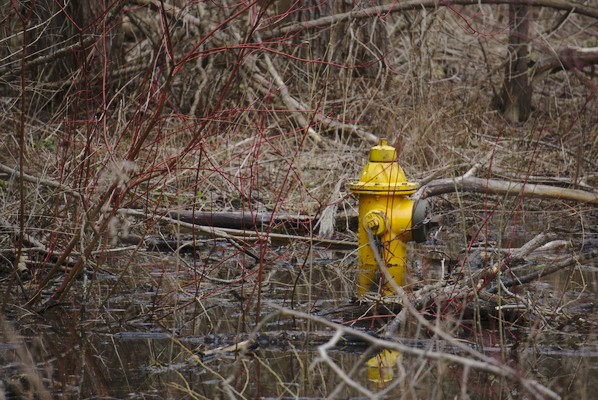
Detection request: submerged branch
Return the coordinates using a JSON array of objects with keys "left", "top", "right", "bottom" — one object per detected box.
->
[
  {"left": 487, "top": 255, "right": 578, "bottom": 293},
  {"left": 270, "top": 305, "right": 561, "bottom": 400}
]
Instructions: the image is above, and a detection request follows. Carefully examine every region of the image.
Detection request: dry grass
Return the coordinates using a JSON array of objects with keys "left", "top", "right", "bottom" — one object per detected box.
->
[{"left": 0, "top": 1, "right": 596, "bottom": 399}]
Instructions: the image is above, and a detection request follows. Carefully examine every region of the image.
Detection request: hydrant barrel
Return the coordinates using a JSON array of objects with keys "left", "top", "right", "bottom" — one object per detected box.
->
[{"left": 349, "top": 139, "right": 428, "bottom": 297}]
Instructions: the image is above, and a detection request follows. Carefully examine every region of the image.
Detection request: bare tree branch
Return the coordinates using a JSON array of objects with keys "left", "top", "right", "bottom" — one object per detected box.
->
[
  {"left": 418, "top": 176, "right": 598, "bottom": 204},
  {"left": 268, "top": 0, "right": 598, "bottom": 38}
]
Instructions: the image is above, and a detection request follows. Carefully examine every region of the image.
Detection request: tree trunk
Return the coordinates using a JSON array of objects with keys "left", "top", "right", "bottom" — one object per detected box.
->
[{"left": 495, "top": 3, "right": 533, "bottom": 123}]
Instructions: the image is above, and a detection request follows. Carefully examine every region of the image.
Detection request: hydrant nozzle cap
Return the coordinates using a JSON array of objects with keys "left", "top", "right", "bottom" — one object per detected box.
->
[{"left": 370, "top": 138, "right": 397, "bottom": 162}]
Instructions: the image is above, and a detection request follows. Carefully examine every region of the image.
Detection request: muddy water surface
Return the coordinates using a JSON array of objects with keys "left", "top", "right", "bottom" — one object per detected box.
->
[{"left": 1, "top": 236, "right": 597, "bottom": 399}]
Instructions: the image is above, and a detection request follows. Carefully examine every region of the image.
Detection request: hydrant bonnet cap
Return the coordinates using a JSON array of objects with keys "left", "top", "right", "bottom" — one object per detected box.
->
[
  {"left": 349, "top": 138, "right": 418, "bottom": 194},
  {"left": 370, "top": 139, "right": 397, "bottom": 162}
]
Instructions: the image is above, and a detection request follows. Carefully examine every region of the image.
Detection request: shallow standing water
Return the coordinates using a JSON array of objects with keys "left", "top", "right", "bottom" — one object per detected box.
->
[{"left": 1, "top": 233, "right": 597, "bottom": 399}]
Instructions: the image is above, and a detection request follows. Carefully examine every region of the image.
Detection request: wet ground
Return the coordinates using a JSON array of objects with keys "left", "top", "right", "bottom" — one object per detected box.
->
[{"left": 1, "top": 226, "right": 597, "bottom": 399}]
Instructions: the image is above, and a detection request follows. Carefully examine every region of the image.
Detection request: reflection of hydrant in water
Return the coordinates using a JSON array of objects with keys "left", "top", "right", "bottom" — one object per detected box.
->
[
  {"left": 366, "top": 349, "right": 401, "bottom": 385},
  {"left": 349, "top": 139, "right": 428, "bottom": 297}
]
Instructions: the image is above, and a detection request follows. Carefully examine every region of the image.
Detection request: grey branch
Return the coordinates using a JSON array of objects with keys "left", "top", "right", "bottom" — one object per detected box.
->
[{"left": 418, "top": 176, "right": 598, "bottom": 204}]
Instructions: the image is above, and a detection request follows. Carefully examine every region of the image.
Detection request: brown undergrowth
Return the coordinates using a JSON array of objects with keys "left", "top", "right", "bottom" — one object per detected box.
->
[{"left": 0, "top": 1, "right": 596, "bottom": 399}]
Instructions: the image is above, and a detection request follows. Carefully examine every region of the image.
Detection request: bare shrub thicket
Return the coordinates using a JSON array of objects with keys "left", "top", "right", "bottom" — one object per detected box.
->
[{"left": 0, "top": 1, "right": 596, "bottom": 398}]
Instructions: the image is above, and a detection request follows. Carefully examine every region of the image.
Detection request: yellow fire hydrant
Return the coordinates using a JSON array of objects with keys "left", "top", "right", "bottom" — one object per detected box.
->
[{"left": 349, "top": 139, "right": 428, "bottom": 297}]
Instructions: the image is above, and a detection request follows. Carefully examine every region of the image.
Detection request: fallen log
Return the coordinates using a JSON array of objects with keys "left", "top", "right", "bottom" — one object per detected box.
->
[
  {"left": 165, "top": 210, "right": 312, "bottom": 232},
  {"left": 120, "top": 209, "right": 357, "bottom": 250}
]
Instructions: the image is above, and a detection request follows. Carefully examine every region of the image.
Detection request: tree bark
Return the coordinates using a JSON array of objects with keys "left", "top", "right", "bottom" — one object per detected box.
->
[{"left": 496, "top": 3, "right": 533, "bottom": 123}]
